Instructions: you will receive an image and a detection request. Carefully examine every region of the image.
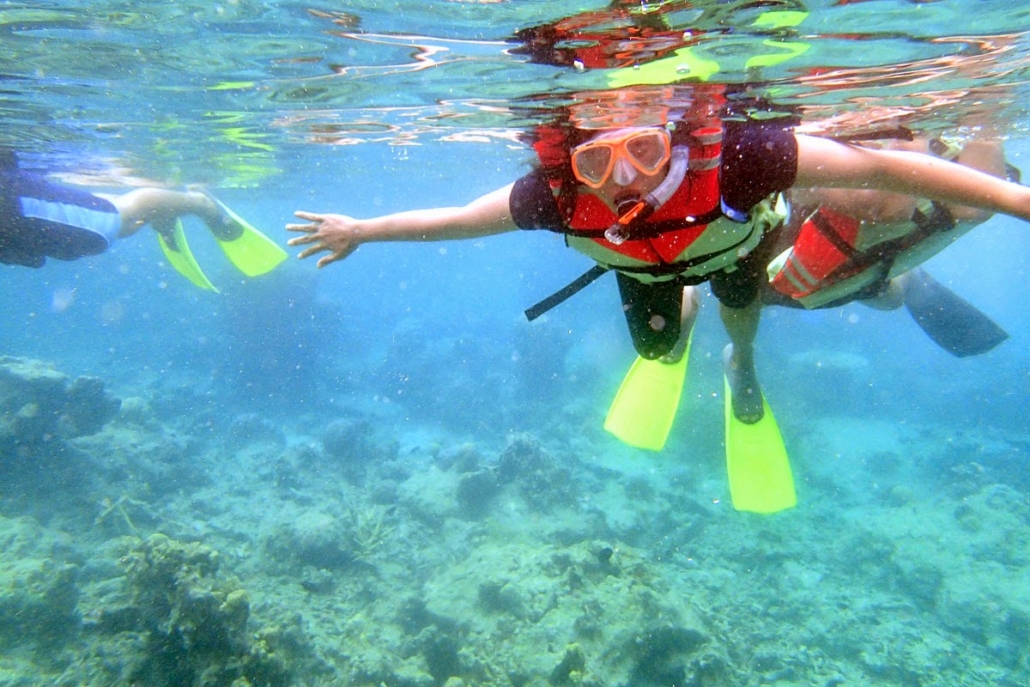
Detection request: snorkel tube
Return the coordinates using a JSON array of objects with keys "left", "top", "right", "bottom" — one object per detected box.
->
[{"left": 605, "top": 143, "right": 689, "bottom": 244}]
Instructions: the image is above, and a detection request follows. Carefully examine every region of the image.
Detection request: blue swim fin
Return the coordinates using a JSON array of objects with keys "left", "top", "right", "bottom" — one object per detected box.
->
[{"left": 903, "top": 268, "right": 1008, "bottom": 357}]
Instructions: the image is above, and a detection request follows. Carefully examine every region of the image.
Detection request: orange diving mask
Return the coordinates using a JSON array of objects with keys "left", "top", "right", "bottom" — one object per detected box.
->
[{"left": 571, "top": 128, "right": 672, "bottom": 189}]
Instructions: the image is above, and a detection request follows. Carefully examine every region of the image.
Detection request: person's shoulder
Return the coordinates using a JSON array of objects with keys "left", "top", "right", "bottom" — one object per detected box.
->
[
  {"left": 511, "top": 167, "right": 552, "bottom": 198},
  {"left": 510, "top": 168, "right": 564, "bottom": 231},
  {"left": 720, "top": 120, "right": 798, "bottom": 211}
]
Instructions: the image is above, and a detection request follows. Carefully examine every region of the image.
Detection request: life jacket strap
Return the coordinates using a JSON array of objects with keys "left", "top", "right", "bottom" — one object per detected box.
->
[
  {"left": 826, "top": 201, "right": 955, "bottom": 282},
  {"left": 524, "top": 264, "right": 609, "bottom": 321}
]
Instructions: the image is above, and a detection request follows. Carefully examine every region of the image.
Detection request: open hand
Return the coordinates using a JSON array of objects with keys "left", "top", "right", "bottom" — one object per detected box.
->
[{"left": 286, "top": 211, "right": 360, "bottom": 268}]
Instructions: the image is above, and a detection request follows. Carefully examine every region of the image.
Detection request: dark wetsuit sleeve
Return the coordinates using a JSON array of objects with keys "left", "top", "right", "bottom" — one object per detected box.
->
[
  {"left": 509, "top": 169, "right": 565, "bottom": 231},
  {"left": 720, "top": 120, "right": 798, "bottom": 216}
]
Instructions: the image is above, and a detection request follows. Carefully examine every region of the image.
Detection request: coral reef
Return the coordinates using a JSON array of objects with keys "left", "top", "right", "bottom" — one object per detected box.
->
[
  {"left": 0, "top": 355, "right": 120, "bottom": 452},
  {"left": 496, "top": 433, "right": 574, "bottom": 510},
  {"left": 266, "top": 510, "right": 357, "bottom": 570},
  {"left": 323, "top": 417, "right": 399, "bottom": 484},
  {"left": 265, "top": 501, "right": 396, "bottom": 573},
  {"left": 4, "top": 360, "right": 1030, "bottom": 687},
  {"left": 0, "top": 356, "right": 124, "bottom": 520},
  {"left": 111, "top": 534, "right": 291, "bottom": 687},
  {"left": 0, "top": 517, "right": 80, "bottom": 652}
]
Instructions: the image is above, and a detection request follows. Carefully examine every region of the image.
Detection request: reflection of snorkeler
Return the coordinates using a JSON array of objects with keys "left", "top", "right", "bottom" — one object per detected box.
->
[
  {"left": 0, "top": 149, "right": 285, "bottom": 290},
  {"left": 510, "top": 0, "right": 811, "bottom": 82},
  {"left": 509, "top": 0, "right": 702, "bottom": 71}
]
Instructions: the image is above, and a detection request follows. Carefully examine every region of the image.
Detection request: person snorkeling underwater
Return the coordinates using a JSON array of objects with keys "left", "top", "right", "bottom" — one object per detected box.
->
[
  {"left": 759, "top": 135, "right": 1014, "bottom": 354},
  {"left": 0, "top": 149, "right": 286, "bottom": 291},
  {"left": 289, "top": 1, "right": 1029, "bottom": 513},
  {"left": 287, "top": 86, "right": 1030, "bottom": 418}
]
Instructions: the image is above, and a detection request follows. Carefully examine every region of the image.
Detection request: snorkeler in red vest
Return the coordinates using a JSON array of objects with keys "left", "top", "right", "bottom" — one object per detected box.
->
[
  {"left": 288, "top": 88, "right": 1030, "bottom": 419},
  {"left": 761, "top": 136, "right": 1014, "bottom": 356}
]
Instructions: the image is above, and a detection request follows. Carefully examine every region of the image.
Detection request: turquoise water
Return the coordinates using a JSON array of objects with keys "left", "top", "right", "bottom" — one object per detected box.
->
[{"left": 3, "top": 2, "right": 1030, "bottom": 686}]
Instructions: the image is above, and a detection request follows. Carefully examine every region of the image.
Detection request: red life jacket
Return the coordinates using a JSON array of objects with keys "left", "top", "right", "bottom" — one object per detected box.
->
[
  {"left": 768, "top": 205, "right": 862, "bottom": 300},
  {"left": 768, "top": 200, "right": 961, "bottom": 306},
  {"left": 562, "top": 126, "right": 741, "bottom": 274},
  {"left": 768, "top": 136, "right": 974, "bottom": 306}
]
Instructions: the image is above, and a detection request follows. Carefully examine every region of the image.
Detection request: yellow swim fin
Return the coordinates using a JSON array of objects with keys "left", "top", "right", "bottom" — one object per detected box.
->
[
  {"left": 157, "top": 220, "right": 219, "bottom": 292},
  {"left": 724, "top": 378, "right": 796, "bottom": 513},
  {"left": 203, "top": 192, "right": 287, "bottom": 277},
  {"left": 604, "top": 334, "right": 692, "bottom": 452}
]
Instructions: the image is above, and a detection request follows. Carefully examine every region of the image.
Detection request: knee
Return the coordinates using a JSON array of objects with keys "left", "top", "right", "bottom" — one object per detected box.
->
[{"left": 633, "top": 314, "right": 679, "bottom": 359}]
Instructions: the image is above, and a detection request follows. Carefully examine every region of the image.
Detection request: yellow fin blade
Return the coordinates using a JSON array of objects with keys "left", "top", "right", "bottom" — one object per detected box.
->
[
  {"left": 206, "top": 195, "right": 288, "bottom": 277},
  {"left": 157, "top": 220, "right": 219, "bottom": 292},
  {"left": 724, "top": 378, "right": 796, "bottom": 513},
  {"left": 604, "top": 336, "right": 691, "bottom": 452}
]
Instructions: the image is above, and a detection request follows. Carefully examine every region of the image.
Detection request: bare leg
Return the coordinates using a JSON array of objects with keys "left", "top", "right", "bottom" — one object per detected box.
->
[
  {"left": 719, "top": 299, "right": 764, "bottom": 423},
  {"left": 106, "top": 188, "right": 221, "bottom": 239},
  {"left": 660, "top": 285, "right": 700, "bottom": 363}
]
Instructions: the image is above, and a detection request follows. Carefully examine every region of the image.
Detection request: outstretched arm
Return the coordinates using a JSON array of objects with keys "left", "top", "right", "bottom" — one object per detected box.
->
[
  {"left": 286, "top": 183, "right": 518, "bottom": 268},
  {"left": 794, "top": 135, "right": 1030, "bottom": 222}
]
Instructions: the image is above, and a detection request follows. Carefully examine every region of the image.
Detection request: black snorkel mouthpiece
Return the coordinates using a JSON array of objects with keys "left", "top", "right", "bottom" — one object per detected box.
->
[
  {"left": 603, "top": 144, "right": 690, "bottom": 245},
  {"left": 605, "top": 198, "right": 654, "bottom": 245}
]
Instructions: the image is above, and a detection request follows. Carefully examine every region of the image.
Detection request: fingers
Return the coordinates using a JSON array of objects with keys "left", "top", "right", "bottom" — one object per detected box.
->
[
  {"left": 316, "top": 249, "right": 349, "bottom": 269},
  {"left": 286, "top": 210, "right": 355, "bottom": 268},
  {"left": 286, "top": 211, "right": 324, "bottom": 249},
  {"left": 296, "top": 242, "right": 354, "bottom": 261},
  {"left": 287, "top": 233, "right": 319, "bottom": 247},
  {"left": 297, "top": 244, "right": 328, "bottom": 259},
  {"left": 316, "top": 244, "right": 357, "bottom": 268},
  {"left": 286, "top": 211, "right": 324, "bottom": 234}
]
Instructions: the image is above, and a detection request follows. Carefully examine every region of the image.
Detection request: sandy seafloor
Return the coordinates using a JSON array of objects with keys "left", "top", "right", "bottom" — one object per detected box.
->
[{"left": 2, "top": 338, "right": 1029, "bottom": 687}]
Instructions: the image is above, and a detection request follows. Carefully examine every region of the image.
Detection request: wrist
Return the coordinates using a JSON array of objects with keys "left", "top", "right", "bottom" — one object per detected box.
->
[{"left": 347, "top": 219, "right": 371, "bottom": 243}]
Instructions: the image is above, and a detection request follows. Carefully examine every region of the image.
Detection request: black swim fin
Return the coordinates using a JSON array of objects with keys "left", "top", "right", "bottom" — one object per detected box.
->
[{"left": 903, "top": 268, "right": 1008, "bottom": 357}]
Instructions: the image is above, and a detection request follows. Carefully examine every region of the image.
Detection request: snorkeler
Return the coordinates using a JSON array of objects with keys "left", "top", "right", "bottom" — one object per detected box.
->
[
  {"left": 761, "top": 136, "right": 1013, "bottom": 356},
  {"left": 0, "top": 149, "right": 286, "bottom": 291},
  {"left": 288, "top": 89, "right": 1030, "bottom": 396},
  {"left": 286, "top": 85, "right": 1030, "bottom": 508}
]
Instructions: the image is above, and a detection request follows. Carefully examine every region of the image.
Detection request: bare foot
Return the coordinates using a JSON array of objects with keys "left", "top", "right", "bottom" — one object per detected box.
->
[
  {"left": 659, "top": 344, "right": 687, "bottom": 364},
  {"left": 723, "top": 344, "right": 764, "bottom": 424},
  {"left": 861, "top": 271, "right": 910, "bottom": 311},
  {"left": 185, "top": 186, "right": 239, "bottom": 240},
  {"left": 660, "top": 328, "right": 691, "bottom": 364}
]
